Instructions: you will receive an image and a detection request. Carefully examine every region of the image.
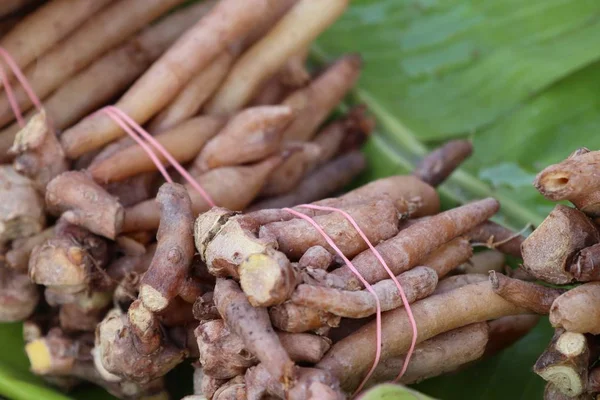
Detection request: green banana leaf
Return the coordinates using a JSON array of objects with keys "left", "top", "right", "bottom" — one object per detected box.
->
[{"left": 3, "top": 0, "right": 600, "bottom": 398}]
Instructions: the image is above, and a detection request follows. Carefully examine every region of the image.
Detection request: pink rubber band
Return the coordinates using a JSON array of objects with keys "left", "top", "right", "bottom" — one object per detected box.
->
[
  {"left": 99, "top": 106, "right": 216, "bottom": 207},
  {"left": 282, "top": 207, "right": 383, "bottom": 395},
  {"left": 0, "top": 47, "right": 43, "bottom": 127},
  {"left": 298, "top": 204, "right": 418, "bottom": 383}
]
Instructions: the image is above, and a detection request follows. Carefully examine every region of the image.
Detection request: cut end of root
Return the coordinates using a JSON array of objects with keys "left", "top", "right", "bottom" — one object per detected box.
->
[
  {"left": 25, "top": 339, "right": 52, "bottom": 375},
  {"left": 556, "top": 332, "right": 586, "bottom": 357},
  {"left": 139, "top": 284, "right": 168, "bottom": 312},
  {"left": 537, "top": 365, "right": 584, "bottom": 397},
  {"left": 240, "top": 253, "right": 277, "bottom": 306}
]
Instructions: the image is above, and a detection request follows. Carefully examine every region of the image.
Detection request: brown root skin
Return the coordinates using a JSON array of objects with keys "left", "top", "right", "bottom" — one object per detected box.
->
[
  {"left": 25, "top": 329, "right": 92, "bottom": 376},
  {"left": 365, "top": 322, "right": 489, "bottom": 387},
  {"left": 213, "top": 279, "right": 294, "bottom": 383},
  {"left": 569, "top": 243, "right": 600, "bottom": 282},
  {"left": 317, "top": 281, "right": 528, "bottom": 391},
  {"left": 454, "top": 249, "right": 504, "bottom": 275},
  {"left": 192, "top": 105, "right": 293, "bottom": 173},
  {"left": 522, "top": 205, "right": 599, "bottom": 284},
  {"left": 281, "top": 54, "right": 362, "bottom": 142},
  {"left": 332, "top": 198, "right": 500, "bottom": 290},
  {"left": 46, "top": 171, "right": 124, "bottom": 239},
  {"left": 96, "top": 308, "right": 186, "bottom": 383},
  {"left": 195, "top": 208, "right": 277, "bottom": 279},
  {"left": 44, "top": 289, "right": 113, "bottom": 314},
  {"left": 90, "top": 116, "right": 225, "bottom": 183},
  {"left": 239, "top": 248, "right": 299, "bottom": 307},
  {"left": 0, "top": 165, "right": 45, "bottom": 243},
  {"left": 544, "top": 382, "right": 593, "bottom": 400},
  {"left": 433, "top": 274, "right": 488, "bottom": 295},
  {"left": 107, "top": 243, "right": 156, "bottom": 284},
  {"left": 29, "top": 221, "right": 110, "bottom": 294},
  {"left": 420, "top": 237, "right": 473, "bottom": 278},
  {"left": 9, "top": 110, "right": 69, "bottom": 192},
  {"left": 291, "top": 266, "right": 438, "bottom": 319},
  {"left": 299, "top": 246, "right": 334, "bottom": 270},
  {"left": 270, "top": 302, "right": 340, "bottom": 333},
  {"left": 413, "top": 140, "right": 473, "bottom": 187},
  {"left": 247, "top": 151, "right": 366, "bottom": 211},
  {"left": 468, "top": 221, "right": 525, "bottom": 259},
  {"left": 200, "top": 371, "right": 226, "bottom": 398},
  {"left": 534, "top": 149, "right": 600, "bottom": 217},
  {"left": 260, "top": 197, "right": 399, "bottom": 260},
  {"left": 550, "top": 282, "right": 600, "bottom": 334},
  {"left": 123, "top": 156, "right": 282, "bottom": 232},
  {"left": 139, "top": 183, "right": 195, "bottom": 312},
  {"left": 193, "top": 292, "right": 220, "bottom": 322},
  {"left": 587, "top": 366, "right": 600, "bottom": 392},
  {"left": 6, "top": 226, "right": 54, "bottom": 272},
  {"left": 260, "top": 142, "right": 323, "bottom": 197},
  {"left": 490, "top": 271, "right": 564, "bottom": 314},
  {"left": 213, "top": 375, "right": 246, "bottom": 400},
  {"left": 0, "top": 268, "right": 39, "bottom": 322},
  {"left": 534, "top": 329, "right": 593, "bottom": 397},
  {"left": 59, "top": 303, "right": 106, "bottom": 333},
  {"left": 485, "top": 315, "right": 540, "bottom": 357}
]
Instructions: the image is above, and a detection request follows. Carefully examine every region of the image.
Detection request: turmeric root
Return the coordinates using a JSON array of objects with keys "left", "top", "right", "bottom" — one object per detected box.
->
[
  {"left": 549, "top": 283, "right": 600, "bottom": 334},
  {"left": 9, "top": 110, "right": 68, "bottom": 191},
  {"left": 291, "top": 266, "right": 438, "bottom": 318},
  {"left": 46, "top": 171, "right": 124, "bottom": 239},
  {"left": 246, "top": 151, "right": 366, "bottom": 211},
  {"left": 6, "top": 226, "right": 53, "bottom": 272},
  {"left": 0, "top": 268, "right": 38, "bottom": 322},
  {"left": 0, "top": 165, "right": 45, "bottom": 243},
  {"left": 331, "top": 198, "right": 499, "bottom": 289},
  {"left": 298, "top": 245, "right": 334, "bottom": 270},
  {"left": 534, "top": 149, "right": 600, "bottom": 218},
  {"left": 569, "top": 243, "right": 600, "bottom": 282},
  {"left": 413, "top": 140, "right": 473, "bottom": 187},
  {"left": 213, "top": 278, "right": 294, "bottom": 383},
  {"left": 490, "top": 271, "right": 564, "bottom": 314},
  {"left": 269, "top": 302, "right": 340, "bottom": 333},
  {"left": 58, "top": 303, "right": 106, "bottom": 333},
  {"left": 280, "top": 54, "right": 362, "bottom": 142},
  {"left": 207, "top": 0, "right": 349, "bottom": 115},
  {"left": 521, "top": 205, "right": 599, "bottom": 284},
  {"left": 192, "top": 106, "right": 293, "bottom": 173},
  {"left": 317, "top": 281, "right": 527, "bottom": 391},
  {"left": 419, "top": 237, "right": 473, "bottom": 278},
  {"left": 138, "top": 183, "right": 194, "bottom": 312},
  {"left": 468, "top": 220, "right": 526, "bottom": 258},
  {"left": 260, "top": 197, "right": 399, "bottom": 260},
  {"left": 123, "top": 156, "right": 282, "bottom": 232},
  {"left": 485, "top": 314, "right": 540, "bottom": 357},
  {"left": 454, "top": 249, "right": 504, "bottom": 275},
  {"left": 90, "top": 116, "right": 225, "bottom": 183},
  {"left": 433, "top": 274, "right": 488, "bottom": 294},
  {"left": 534, "top": 329, "right": 595, "bottom": 397},
  {"left": 96, "top": 306, "right": 186, "bottom": 383},
  {"left": 365, "top": 322, "right": 489, "bottom": 387}
]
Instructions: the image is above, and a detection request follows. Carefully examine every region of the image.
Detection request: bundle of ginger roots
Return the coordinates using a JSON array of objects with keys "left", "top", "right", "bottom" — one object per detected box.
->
[{"left": 0, "top": 0, "right": 548, "bottom": 399}]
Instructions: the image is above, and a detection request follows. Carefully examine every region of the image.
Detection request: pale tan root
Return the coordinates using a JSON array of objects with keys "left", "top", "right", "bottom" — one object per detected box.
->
[
  {"left": 332, "top": 198, "right": 499, "bottom": 290},
  {"left": 212, "top": 376, "right": 246, "bottom": 400},
  {"left": 0, "top": 0, "right": 113, "bottom": 85},
  {"left": 365, "top": 322, "right": 489, "bottom": 387},
  {"left": 192, "top": 105, "right": 293, "bottom": 173},
  {"left": 6, "top": 226, "right": 53, "bottom": 272},
  {"left": 0, "top": 0, "right": 37, "bottom": 18},
  {"left": 420, "top": 237, "right": 473, "bottom": 278},
  {"left": 61, "top": 0, "right": 293, "bottom": 158},
  {"left": 522, "top": 204, "right": 599, "bottom": 284},
  {"left": 246, "top": 151, "right": 366, "bottom": 211},
  {"left": 468, "top": 220, "right": 525, "bottom": 258},
  {"left": 138, "top": 184, "right": 194, "bottom": 312},
  {"left": 213, "top": 278, "right": 294, "bottom": 383},
  {"left": 490, "top": 271, "right": 564, "bottom": 314},
  {"left": 298, "top": 246, "right": 334, "bottom": 270},
  {"left": 0, "top": 268, "right": 39, "bottom": 322},
  {"left": 148, "top": 49, "right": 234, "bottom": 133},
  {"left": 0, "top": 165, "right": 45, "bottom": 243},
  {"left": 207, "top": 0, "right": 349, "bottom": 114},
  {"left": 9, "top": 110, "right": 68, "bottom": 191},
  {"left": 544, "top": 382, "right": 594, "bottom": 400},
  {"left": 280, "top": 54, "right": 362, "bottom": 142},
  {"left": 291, "top": 266, "right": 438, "bottom": 318},
  {"left": 0, "top": 0, "right": 216, "bottom": 161},
  {"left": 45, "top": 171, "right": 124, "bottom": 239},
  {"left": 0, "top": 0, "right": 187, "bottom": 127},
  {"left": 90, "top": 116, "right": 225, "bottom": 183},
  {"left": 434, "top": 274, "right": 488, "bottom": 295},
  {"left": 270, "top": 302, "right": 340, "bottom": 333},
  {"left": 455, "top": 249, "right": 504, "bottom": 275},
  {"left": 123, "top": 156, "right": 282, "bottom": 232},
  {"left": 259, "top": 197, "right": 399, "bottom": 259},
  {"left": 413, "top": 140, "right": 473, "bottom": 187},
  {"left": 485, "top": 315, "right": 540, "bottom": 357},
  {"left": 317, "top": 281, "right": 527, "bottom": 391},
  {"left": 550, "top": 282, "right": 600, "bottom": 334},
  {"left": 278, "top": 47, "right": 311, "bottom": 88},
  {"left": 534, "top": 329, "right": 594, "bottom": 397}
]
